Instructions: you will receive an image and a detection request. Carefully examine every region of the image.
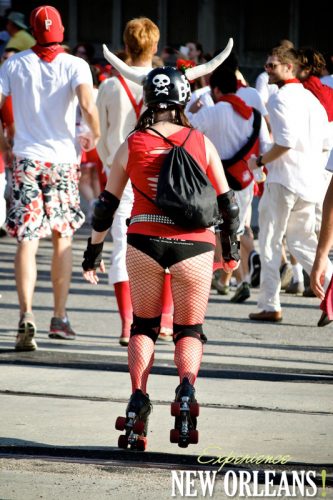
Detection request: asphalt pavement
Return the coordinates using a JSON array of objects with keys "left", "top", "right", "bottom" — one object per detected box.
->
[{"left": 0, "top": 223, "right": 332, "bottom": 499}]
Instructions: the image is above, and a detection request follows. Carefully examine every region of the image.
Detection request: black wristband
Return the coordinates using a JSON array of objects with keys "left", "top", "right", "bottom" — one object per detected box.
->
[
  {"left": 256, "top": 154, "right": 265, "bottom": 167},
  {"left": 82, "top": 237, "right": 104, "bottom": 271}
]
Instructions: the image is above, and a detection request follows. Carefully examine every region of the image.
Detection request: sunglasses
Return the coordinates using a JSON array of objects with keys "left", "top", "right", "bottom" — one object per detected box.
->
[{"left": 264, "top": 62, "right": 284, "bottom": 70}]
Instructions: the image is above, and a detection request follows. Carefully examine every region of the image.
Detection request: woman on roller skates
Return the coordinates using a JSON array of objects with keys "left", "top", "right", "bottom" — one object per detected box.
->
[{"left": 82, "top": 39, "right": 240, "bottom": 450}]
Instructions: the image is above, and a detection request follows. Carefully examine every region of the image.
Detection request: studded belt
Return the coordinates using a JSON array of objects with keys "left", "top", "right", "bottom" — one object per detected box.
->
[{"left": 129, "top": 214, "right": 175, "bottom": 225}]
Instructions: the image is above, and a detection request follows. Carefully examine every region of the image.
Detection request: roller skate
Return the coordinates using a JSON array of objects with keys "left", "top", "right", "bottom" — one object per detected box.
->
[
  {"left": 115, "top": 389, "right": 152, "bottom": 451},
  {"left": 170, "top": 377, "right": 199, "bottom": 448}
]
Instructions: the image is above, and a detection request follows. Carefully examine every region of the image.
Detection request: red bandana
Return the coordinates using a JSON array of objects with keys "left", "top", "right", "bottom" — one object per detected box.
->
[
  {"left": 217, "top": 94, "right": 252, "bottom": 119},
  {"left": 31, "top": 44, "right": 65, "bottom": 62},
  {"left": 236, "top": 79, "right": 247, "bottom": 89},
  {"left": 302, "top": 75, "right": 333, "bottom": 122},
  {"left": 279, "top": 78, "right": 300, "bottom": 87}
]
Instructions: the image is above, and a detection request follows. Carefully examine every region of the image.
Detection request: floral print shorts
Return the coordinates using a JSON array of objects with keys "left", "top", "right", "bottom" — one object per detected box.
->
[{"left": 6, "top": 157, "right": 85, "bottom": 241}]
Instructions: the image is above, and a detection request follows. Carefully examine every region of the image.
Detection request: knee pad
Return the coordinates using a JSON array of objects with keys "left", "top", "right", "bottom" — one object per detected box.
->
[
  {"left": 130, "top": 314, "right": 161, "bottom": 343},
  {"left": 173, "top": 324, "right": 207, "bottom": 345}
]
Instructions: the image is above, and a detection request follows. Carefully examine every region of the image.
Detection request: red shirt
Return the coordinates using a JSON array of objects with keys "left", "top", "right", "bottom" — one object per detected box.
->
[{"left": 126, "top": 127, "right": 216, "bottom": 245}]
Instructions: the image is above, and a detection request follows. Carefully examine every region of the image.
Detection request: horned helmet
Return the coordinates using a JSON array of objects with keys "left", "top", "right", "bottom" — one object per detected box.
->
[{"left": 102, "top": 38, "right": 234, "bottom": 107}]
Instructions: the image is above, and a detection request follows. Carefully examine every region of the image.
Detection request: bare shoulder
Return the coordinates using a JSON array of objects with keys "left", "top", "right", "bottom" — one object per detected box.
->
[
  {"left": 203, "top": 134, "right": 216, "bottom": 151},
  {"left": 113, "top": 139, "right": 129, "bottom": 168}
]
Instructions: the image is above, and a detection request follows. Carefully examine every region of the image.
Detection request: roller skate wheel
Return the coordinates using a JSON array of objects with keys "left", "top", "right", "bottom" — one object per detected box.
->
[
  {"left": 133, "top": 420, "right": 145, "bottom": 434},
  {"left": 170, "top": 429, "right": 180, "bottom": 443},
  {"left": 189, "top": 429, "right": 199, "bottom": 444},
  {"left": 118, "top": 434, "right": 129, "bottom": 449},
  {"left": 115, "top": 416, "right": 126, "bottom": 431},
  {"left": 171, "top": 402, "right": 181, "bottom": 416},
  {"left": 136, "top": 436, "right": 147, "bottom": 451},
  {"left": 190, "top": 402, "right": 200, "bottom": 417}
]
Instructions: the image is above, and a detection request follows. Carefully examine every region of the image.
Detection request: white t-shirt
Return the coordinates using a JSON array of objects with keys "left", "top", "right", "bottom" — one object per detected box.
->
[
  {"left": 96, "top": 67, "right": 152, "bottom": 203},
  {"left": 96, "top": 68, "right": 151, "bottom": 167},
  {"left": 187, "top": 100, "right": 271, "bottom": 160},
  {"left": 237, "top": 86, "right": 268, "bottom": 116},
  {"left": 185, "top": 85, "right": 267, "bottom": 116},
  {"left": 266, "top": 83, "right": 331, "bottom": 202},
  {"left": 255, "top": 71, "right": 278, "bottom": 104},
  {"left": 0, "top": 50, "right": 93, "bottom": 163}
]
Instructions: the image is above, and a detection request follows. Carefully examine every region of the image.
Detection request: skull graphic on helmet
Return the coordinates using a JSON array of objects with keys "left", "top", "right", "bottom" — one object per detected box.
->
[{"left": 152, "top": 74, "right": 171, "bottom": 96}]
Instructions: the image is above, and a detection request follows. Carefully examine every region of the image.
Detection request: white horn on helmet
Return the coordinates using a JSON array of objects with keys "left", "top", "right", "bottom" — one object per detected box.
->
[
  {"left": 102, "top": 44, "right": 147, "bottom": 85},
  {"left": 185, "top": 38, "right": 234, "bottom": 81}
]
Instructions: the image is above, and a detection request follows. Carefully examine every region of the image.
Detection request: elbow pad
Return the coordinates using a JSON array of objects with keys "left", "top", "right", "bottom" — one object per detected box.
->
[
  {"left": 217, "top": 190, "right": 240, "bottom": 234},
  {"left": 92, "top": 190, "right": 120, "bottom": 232},
  {"left": 217, "top": 190, "right": 240, "bottom": 262}
]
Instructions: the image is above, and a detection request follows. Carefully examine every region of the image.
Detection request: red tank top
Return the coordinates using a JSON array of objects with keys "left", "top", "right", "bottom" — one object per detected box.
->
[{"left": 126, "top": 127, "right": 215, "bottom": 244}]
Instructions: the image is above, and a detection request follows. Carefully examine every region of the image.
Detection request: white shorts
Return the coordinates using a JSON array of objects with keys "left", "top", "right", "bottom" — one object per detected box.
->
[{"left": 235, "top": 181, "right": 254, "bottom": 234}]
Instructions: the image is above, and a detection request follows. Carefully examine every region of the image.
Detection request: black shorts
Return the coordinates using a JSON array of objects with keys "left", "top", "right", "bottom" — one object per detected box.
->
[{"left": 127, "top": 233, "right": 214, "bottom": 269}]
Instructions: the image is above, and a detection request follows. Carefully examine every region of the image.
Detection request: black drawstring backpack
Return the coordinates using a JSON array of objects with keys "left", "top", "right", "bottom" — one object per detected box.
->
[{"left": 132, "top": 128, "right": 219, "bottom": 230}]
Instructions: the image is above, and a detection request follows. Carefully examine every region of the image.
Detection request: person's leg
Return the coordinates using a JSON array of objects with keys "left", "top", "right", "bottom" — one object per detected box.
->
[
  {"left": 285, "top": 253, "right": 305, "bottom": 294},
  {"left": 79, "top": 164, "right": 95, "bottom": 203},
  {"left": 0, "top": 172, "right": 7, "bottom": 229},
  {"left": 230, "top": 184, "right": 253, "bottom": 302},
  {"left": 114, "top": 281, "right": 133, "bottom": 345},
  {"left": 126, "top": 244, "right": 165, "bottom": 394},
  {"left": 109, "top": 199, "right": 133, "bottom": 344},
  {"left": 15, "top": 239, "right": 39, "bottom": 315},
  {"left": 51, "top": 231, "right": 72, "bottom": 318},
  {"left": 286, "top": 198, "right": 333, "bottom": 289},
  {"left": 256, "top": 184, "right": 293, "bottom": 312},
  {"left": 160, "top": 272, "right": 174, "bottom": 338},
  {"left": 170, "top": 250, "right": 214, "bottom": 385}
]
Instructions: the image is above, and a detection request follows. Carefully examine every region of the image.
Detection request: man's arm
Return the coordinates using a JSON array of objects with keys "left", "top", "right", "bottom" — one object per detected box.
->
[
  {"left": 76, "top": 83, "right": 100, "bottom": 147},
  {"left": 247, "top": 143, "right": 290, "bottom": 171}
]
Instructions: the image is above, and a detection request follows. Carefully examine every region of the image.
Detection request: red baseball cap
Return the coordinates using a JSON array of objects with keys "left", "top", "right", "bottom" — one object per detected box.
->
[{"left": 30, "top": 5, "right": 64, "bottom": 45}]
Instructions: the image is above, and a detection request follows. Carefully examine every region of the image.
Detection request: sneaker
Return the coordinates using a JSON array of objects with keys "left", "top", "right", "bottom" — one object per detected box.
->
[
  {"left": 119, "top": 320, "right": 131, "bottom": 346},
  {"left": 16, "top": 312, "right": 38, "bottom": 351},
  {"left": 49, "top": 317, "right": 76, "bottom": 340},
  {"left": 285, "top": 280, "right": 305, "bottom": 295},
  {"left": 303, "top": 286, "right": 316, "bottom": 298},
  {"left": 280, "top": 263, "right": 293, "bottom": 290},
  {"left": 303, "top": 269, "right": 310, "bottom": 288},
  {"left": 216, "top": 283, "right": 230, "bottom": 295},
  {"left": 248, "top": 251, "right": 261, "bottom": 288},
  {"left": 119, "top": 334, "right": 130, "bottom": 346},
  {"left": 230, "top": 282, "right": 250, "bottom": 303},
  {"left": 211, "top": 270, "right": 221, "bottom": 290}
]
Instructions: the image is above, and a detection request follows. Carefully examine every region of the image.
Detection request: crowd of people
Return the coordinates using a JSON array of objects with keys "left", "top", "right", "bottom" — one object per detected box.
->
[{"left": 0, "top": 6, "right": 332, "bottom": 450}]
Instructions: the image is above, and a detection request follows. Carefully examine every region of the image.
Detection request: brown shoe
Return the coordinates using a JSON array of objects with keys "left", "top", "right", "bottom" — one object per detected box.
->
[{"left": 249, "top": 310, "right": 282, "bottom": 322}]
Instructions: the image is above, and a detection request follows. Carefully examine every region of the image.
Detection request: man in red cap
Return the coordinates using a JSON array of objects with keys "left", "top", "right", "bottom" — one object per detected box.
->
[{"left": 0, "top": 5, "right": 100, "bottom": 351}]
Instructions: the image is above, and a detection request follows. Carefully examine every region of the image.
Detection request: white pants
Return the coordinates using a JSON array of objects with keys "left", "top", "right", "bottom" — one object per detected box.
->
[
  {"left": 108, "top": 182, "right": 133, "bottom": 285},
  {"left": 0, "top": 172, "right": 6, "bottom": 227},
  {"left": 235, "top": 181, "right": 254, "bottom": 234},
  {"left": 257, "top": 183, "right": 333, "bottom": 312}
]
